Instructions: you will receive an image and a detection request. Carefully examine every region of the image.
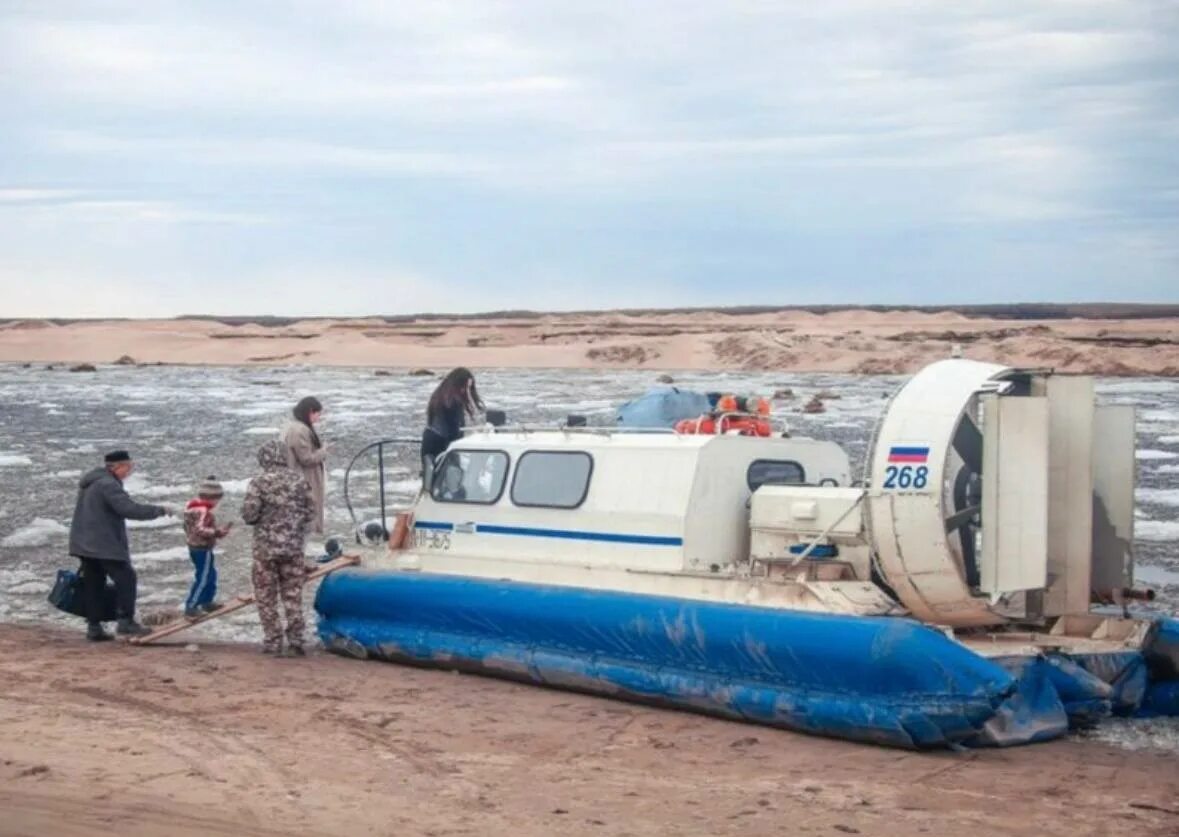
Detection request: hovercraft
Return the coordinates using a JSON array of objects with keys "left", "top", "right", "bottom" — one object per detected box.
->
[{"left": 317, "top": 359, "right": 1179, "bottom": 749}]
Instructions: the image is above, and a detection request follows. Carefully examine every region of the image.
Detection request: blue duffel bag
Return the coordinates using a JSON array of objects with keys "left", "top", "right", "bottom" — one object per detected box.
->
[{"left": 47, "top": 566, "right": 118, "bottom": 620}]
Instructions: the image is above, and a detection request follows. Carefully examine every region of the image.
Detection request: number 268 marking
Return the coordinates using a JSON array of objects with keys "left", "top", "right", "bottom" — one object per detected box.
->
[{"left": 883, "top": 465, "right": 929, "bottom": 490}]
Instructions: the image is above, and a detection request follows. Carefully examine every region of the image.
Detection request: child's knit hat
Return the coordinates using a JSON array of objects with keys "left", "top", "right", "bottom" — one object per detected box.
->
[{"left": 197, "top": 476, "right": 224, "bottom": 499}]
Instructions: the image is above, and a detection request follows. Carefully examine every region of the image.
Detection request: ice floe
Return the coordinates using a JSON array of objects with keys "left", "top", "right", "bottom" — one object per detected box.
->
[
  {"left": 134, "top": 546, "right": 191, "bottom": 563},
  {"left": 1, "top": 518, "right": 69, "bottom": 548},
  {"left": 1137, "top": 519, "right": 1179, "bottom": 541},
  {"left": 1136, "top": 488, "right": 1179, "bottom": 507},
  {"left": 138, "top": 484, "right": 194, "bottom": 498},
  {"left": 7, "top": 581, "right": 50, "bottom": 595},
  {"left": 127, "top": 517, "right": 181, "bottom": 529}
]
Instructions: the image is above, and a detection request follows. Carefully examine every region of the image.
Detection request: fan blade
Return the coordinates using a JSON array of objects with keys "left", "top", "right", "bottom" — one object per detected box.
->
[
  {"left": 961, "top": 526, "right": 981, "bottom": 588},
  {"left": 952, "top": 414, "right": 984, "bottom": 475},
  {"left": 944, "top": 505, "right": 980, "bottom": 533},
  {"left": 952, "top": 465, "right": 972, "bottom": 511}
]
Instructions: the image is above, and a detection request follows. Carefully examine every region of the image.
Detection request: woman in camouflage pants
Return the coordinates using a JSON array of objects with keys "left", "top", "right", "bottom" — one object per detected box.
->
[{"left": 242, "top": 440, "right": 316, "bottom": 656}]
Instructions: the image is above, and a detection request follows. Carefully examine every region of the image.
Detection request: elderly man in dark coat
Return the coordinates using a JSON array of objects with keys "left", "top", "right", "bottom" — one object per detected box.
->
[{"left": 68, "top": 450, "right": 173, "bottom": 641}]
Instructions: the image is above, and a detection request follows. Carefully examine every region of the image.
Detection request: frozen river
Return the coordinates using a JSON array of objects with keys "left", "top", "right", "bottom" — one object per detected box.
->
[{"left": 1, "top": 362, "right": 1177, "bottom": 749}]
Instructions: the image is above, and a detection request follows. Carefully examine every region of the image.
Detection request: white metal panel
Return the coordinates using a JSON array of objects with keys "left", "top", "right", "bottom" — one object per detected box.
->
[
  {"left": 685, "top": 439, "right": 755, "bottom": 570},
  {"left": 686, "top": 437, "right": 850, "bottom": 570},
  {"left": 751, "top": 486, "right": 865, "bottom": 536},
  {"left": 1091, "top": 405, "right": 1136, "bottom": 592},
  {"left": 1042, "top": 376, "right": 1095, "bottom": 616},
  {"left": 980, "top": 395, "right": 1049, "bottom": 594}
]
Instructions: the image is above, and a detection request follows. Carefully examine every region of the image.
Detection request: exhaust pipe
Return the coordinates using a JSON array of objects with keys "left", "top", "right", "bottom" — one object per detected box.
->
[{"left": 1091, "top": 587, "right": 1156, "bottom": 605}]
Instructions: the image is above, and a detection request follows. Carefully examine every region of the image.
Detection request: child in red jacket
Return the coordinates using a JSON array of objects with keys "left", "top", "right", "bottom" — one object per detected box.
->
[{"left": 182, "top": 477, "right": 232, "bottom": 618}]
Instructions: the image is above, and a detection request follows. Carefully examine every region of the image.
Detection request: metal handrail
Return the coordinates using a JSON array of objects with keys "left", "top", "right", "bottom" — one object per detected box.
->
[
  {"left": 464, "top": 416, "right": 786, "bottom": 437},
  {"left": 463, "top": 424, "right": 679, "bottom": 436},
  {"left": 342, "top": 437, "right": 421, "bottom": 542}
]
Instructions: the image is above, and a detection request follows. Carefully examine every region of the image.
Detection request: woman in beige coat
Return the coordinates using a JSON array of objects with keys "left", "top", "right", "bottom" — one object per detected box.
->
[{"left": 283, "top": 396, "right": 327, "bottom": 534}]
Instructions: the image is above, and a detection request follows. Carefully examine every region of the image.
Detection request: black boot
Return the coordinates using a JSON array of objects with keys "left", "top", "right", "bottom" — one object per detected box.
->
[
  {"left": 116, "top": 618, "right": 150, "bottom": 637},
  {"left": 87, "top": 621, "right": 113, "bottom": 642}
]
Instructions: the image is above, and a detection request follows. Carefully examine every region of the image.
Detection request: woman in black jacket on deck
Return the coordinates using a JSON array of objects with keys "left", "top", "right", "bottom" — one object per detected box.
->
[{"left": 421, "top": 368, "right": 484, "bottom": 472}]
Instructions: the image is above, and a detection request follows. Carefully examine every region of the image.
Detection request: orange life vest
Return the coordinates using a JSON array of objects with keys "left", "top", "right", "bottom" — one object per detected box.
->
[
  {"left": 716, "top": 394, "right": 771, "bottom": 416},
  {"left": 674, "top": 415, "right": 773, "bottom": 437}
]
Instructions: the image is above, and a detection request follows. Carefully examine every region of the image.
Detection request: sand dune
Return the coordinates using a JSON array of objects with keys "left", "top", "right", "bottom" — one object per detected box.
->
[{"left": 2, "top": 309, "right": 1178, "bottom": 375}]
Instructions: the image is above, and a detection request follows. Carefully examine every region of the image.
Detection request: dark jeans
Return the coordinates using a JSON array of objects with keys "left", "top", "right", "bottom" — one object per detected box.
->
[
  {"left": 421, "top": 428, "right": 451, "bottom": 490},
  {"left": 421, "top": 428, "right": 450, "bottom": 461},
  {"left": 79, "top": 558, "right": 137, "bottom": 623}
]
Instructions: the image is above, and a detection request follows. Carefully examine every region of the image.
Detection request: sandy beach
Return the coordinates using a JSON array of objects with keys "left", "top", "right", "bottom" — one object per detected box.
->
[
  {"left": 2, "top": 308, "right": 1179, "bottom": 375},
  {"left": 1, "top": 623, "right": 1178, "bottom": 837}
]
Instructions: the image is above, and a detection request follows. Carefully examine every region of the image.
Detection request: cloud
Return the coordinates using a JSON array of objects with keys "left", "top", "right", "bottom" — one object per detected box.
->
[
  {"left": 0, "top": 188, "right": 84, "bottom": 202},
  {"left": 42, "top": 131, "right": 492, "bottom": 178},
  {"left": 0, "top": 196, "right": 272, "bottom": 225},
  {"left": 2, "top": 12, "right": 583, "bottom": 122},
  {"left": 0, "top": 0, "right": 1175, "bottom": 315}
]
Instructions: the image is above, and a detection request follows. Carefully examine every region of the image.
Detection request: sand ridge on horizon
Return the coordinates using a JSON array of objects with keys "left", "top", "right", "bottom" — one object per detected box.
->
[{"left": 2, "top": 308, "right": 1179, "bottom": 376}]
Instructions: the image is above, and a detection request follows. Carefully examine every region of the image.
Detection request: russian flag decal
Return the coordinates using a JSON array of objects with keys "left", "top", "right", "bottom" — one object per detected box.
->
[{"left": 887, "top": 445, "right": 930, "bottom": 464}]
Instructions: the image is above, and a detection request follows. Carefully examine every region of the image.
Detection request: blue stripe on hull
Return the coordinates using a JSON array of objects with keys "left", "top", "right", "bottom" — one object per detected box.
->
[
  {"left": 315, "top": 569, "right": 1017, "bottom": 750},
  {"left": 413, "top": 519, "right": 683, "bottom": 546},
  {"left": 413, "top": 521, "right": 454, "bottom": 531}
]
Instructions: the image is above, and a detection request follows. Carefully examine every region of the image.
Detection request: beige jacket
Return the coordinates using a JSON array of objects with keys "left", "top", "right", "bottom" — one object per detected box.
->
[{"left": 282, "top": 421, "right": 326, "bottom": 534}]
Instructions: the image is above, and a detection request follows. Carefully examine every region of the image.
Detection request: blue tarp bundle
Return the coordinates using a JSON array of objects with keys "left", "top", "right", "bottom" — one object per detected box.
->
[
  {"left": 317, "top": 570, "right": 1019, "bottom": 749},
  {"left": 1067, "top": 651, "right": 1149, "bottom": 716},
  {"left": 1140, "top": 681, "right": 1179, "bottom": 716},
  {"left": 615, "top": 388, "right": 711, "bottom": 428},
  {"left": 1146, "top": 617, "right": 1179, "bottom": 680},
  {"left": 989, "top": 655, "right": 1112, "bottom": 741},
  {"left": 980, "top": 657, "right": 1070, "bottom": 746}
]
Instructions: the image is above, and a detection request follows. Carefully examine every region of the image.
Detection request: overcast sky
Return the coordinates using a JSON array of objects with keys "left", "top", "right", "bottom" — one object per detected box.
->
[{"left": 1, "top": 1, "right": 1176, "bottom": 317}]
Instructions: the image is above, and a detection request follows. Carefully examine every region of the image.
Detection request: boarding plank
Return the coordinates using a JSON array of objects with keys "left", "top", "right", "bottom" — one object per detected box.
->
[{"left": 130, "top": 555, "right": 360, "bottom": 645}]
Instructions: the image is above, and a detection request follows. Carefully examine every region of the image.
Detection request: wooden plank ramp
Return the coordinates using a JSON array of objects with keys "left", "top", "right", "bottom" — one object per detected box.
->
[{"left": 130, "top": 554, "right": 361, "bottom": 646}]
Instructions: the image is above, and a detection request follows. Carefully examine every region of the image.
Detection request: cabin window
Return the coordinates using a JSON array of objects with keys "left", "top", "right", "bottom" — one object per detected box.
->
[
  {"left": 510, "top": 451, "right": 593, "bottom": 509},
  {"left": 430, "top": 449, "right": 510, "bottom": 505},
  {"left": 747, "top": 459, "right": 806, "bottom": 491}
]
